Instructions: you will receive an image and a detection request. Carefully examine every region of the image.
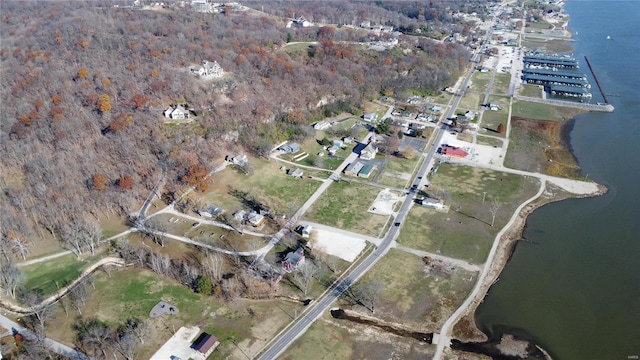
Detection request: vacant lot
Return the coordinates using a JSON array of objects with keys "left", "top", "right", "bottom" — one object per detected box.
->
[
  {"left": 282, "top": 313, "right": 435, "bottom": 360},
  {"left": 203, "top": 157, "right": 323, "bottom": 218},
  {"left": 399, "top": 164, "right": 540, "bottom": 264},
  {"left": 471, "top": 72, "right": 491, "bottom": 92},
  {"left": 458, "top": 92, "right": 482, "bottom": 111},
  {"left": 45, "top": 268, "right": 303, "bottom": 360},
  {"left": 480, "top": 111, "right": 508, "bottom": 136},
  {"left": 355, "top": 249, "right": 477, "bottom": 331},
  {"left": 476, "top": 136, "right": 504, "bottom": 148},
  {"left": 491, "top": 73, "right": 512, "bottom": 95},
  {"left": 505, "top": 117, "right": 581, "bottom": 178},
  {"left": 519, "top": 84, "right": 544, "bottom": 98},
  {"left": 512, "top": 99, "right": 581, "bottom": 121},
  {"left": 305, "top": 181, "right": 392, "bottom": 237}
]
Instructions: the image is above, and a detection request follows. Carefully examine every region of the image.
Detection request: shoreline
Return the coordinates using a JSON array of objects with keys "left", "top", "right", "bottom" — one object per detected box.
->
[{"left": 450, "top": 180, "right": 608, "bottom": 347}]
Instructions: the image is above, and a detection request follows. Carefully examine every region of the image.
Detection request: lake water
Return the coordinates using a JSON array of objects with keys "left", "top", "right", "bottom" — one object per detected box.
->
[{"left": 475, "top": 1, "right": 640, "bottom": 359}]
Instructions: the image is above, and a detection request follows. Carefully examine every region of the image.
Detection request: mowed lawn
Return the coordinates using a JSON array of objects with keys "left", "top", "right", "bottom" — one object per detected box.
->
[
  {"left": 491, "top": 73, "right": 511, "bottom": 95},
  {"left": 22, "top": 253, "right": 102, "bottom": 296},
  {"left": 398, "top": 164, "right": 540, "bottom": 264},
  {"left": 203, "top": 157, "right": 323, "bottom": 216},
  {"left": 45, "top": 268, "right": 304, "bottom": 360},
  {"left": 305, "top": 181, "right": 393, "bottom": 237},
  {"left": 357, "top": 249, "right": 477, "bottom": 330}
]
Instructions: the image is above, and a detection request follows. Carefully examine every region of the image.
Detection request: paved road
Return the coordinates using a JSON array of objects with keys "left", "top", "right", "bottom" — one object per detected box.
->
[
  {"left": 257, "top": 57, "right": 477, "bottom": 359},
  {"left": 0, "top": 313, "right": 90, "bottom": 360}
]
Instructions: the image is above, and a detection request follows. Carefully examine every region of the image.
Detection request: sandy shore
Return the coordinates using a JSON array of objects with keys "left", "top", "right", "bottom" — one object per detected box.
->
[{"left": 450, "top": 181, "right": 608, "bottom": 343}]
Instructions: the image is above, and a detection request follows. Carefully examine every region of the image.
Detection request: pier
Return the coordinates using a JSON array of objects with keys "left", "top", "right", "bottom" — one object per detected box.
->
[{"left": 584, "top": 56, "right": 609, "bottom": 104}]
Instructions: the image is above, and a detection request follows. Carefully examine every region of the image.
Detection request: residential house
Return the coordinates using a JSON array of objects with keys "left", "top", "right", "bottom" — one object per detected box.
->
[
  {"left": 233, "top": 210, "right": 247, "bottom": 223},
  {"left": 278, "top": 142, "right": 301, "bottom": 153},
  {"left": 163, "top": 104, "right": 190, "bottom": 120},
  {"left": 327, "top": 145, "right": 340, "bottom": 156},
  {"left": 344, "top": 161, "right": 365, "bottom": 176},
  {"left": 439, "top": 145, "right": 469, "bottom": 158},
  {"left": 313, "top": 120, "right": 331, "bottom": 130},
  {"left": 358, "top": 164, "right": 375, "bottom": 178},
  {"left": 363, "top": 113, "right": 378, "bottom": 122},
  {"left": 360, "top": 142, "right": 378, "bottom": 160},
  {"left": 417, "top": 197, "right": 445, "bottom": 210},
  {"left": 191, "top": 332, "right": 219, "bottom": 359},
  {"left": 226, "top": 154, "right": 248, "bottom": 167},
  {"left": 194, "top": 60, "right": 224, "bottom": 78},
  {"left": 288, "top": 168, "right": 304, "bottom": 178},
  {"left": 429, "top": 105, "right": 443, "bottom": 113},
  {"left": 199, "top": 205, "right": 224, "bottom": 218},
  {"left": 286, "top": 16, "right": 312, "bottom": 28},
  {"left": 282, "top": 247, "right": 305, "bottom": 272},
  {"left": 247, "top": 211, "right": 266, "bottom": 227},
  {"left": 342, "top": 136, "right": 354, "bottom": 144}
]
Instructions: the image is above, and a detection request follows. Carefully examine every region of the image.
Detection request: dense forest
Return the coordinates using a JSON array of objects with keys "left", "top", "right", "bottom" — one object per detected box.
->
[{"left": 0, "top": 0, "right": 474, "bottom": 262}]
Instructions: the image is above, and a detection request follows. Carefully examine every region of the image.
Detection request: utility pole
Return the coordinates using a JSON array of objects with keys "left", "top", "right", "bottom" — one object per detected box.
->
[{"left": 482, "top": 191, "right": 487, "bottom": 204}]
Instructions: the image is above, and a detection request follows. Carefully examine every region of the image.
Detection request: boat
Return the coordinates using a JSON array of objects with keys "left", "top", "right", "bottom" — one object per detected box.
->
[{"left": 606, "top": 35, "right": 611, "bottom": 40}]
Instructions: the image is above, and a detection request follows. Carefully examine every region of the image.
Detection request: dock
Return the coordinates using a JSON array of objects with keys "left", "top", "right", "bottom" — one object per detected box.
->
[{"left": 584, "top": 56, "right": 609, "bottom": 104}]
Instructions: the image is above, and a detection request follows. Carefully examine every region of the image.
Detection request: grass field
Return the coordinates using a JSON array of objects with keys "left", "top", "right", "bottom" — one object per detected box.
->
[
  {"left": 480, "top": 111, "right": 508, "bottom": 137},
  {"left": 432, "top": 91, "right": 454, "bottom": 106},
  {"left": 519, "top": 84, "right": 544, "bottom": 98},
  {"left": 203, "top": 157, "right": 322, "bottom": 218},
  {"left": 476, "top": 136, "right": 504, "bottom": 148},
  {"left": 45, "top": 268, "right": 304, "bottom": 360},
  {"left": 356, "top": 249, "right": 477, "bottom": 330},
  {"left": 282, "top": 313, "right": 435, "bottom": 360},
  {"left": 398, "top": 164, "right": 540, "bottom": 264},
  {"left": 471, "top": 72, "right": 491, "bottom": 93},
  {"left": 458, "top": 92, "right": 482, "bottom": 111},
  {"left": 491, "top": 73, "right": 512, "bottom": 95},
  {"left": 377, "top": 154, "right": 423, "bottom": 188},
  {"left": 305, "top": 181, "right": 393, "bottom": 237},
  {"left": 512, "top": 99, "right": 581, "bottom": 121},
  {"left": 22, "top": 253, "right": 102, "bottom": 296}
]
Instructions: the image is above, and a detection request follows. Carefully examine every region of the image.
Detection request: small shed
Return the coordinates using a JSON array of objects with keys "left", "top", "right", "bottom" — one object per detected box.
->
[{"left": 191, "top": 332, "right": 219, "bottom": 358}]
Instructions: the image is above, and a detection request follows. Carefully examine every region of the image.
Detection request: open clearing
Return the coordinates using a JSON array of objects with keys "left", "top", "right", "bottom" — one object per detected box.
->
[
  {"left": 355, "top": 249, "right": 477, "bottom": 331},
  {"left": 202, "top": 156, "right": 322, "bottom": 219},
  {"left": 282, "top": 313, "right": 435, "bottom": 360},
  {"left": 44, "top": 268, "right": 303, "bottom": 360},
  {"left": 399, "top": 164, "right": 540, "bottom": 264},
  {"left": 368, "top": 188, "right": 403, "bottom": 216},
  {"left": 305, "top": 181, "right": 391, "bottom": 237},
  {"left": 311, "top": 228, "right": 367, "bottom": 262}
]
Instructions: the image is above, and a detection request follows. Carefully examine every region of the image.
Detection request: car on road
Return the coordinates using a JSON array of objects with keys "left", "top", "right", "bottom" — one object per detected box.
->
[{"left": 394, "top": 222, "right": 401, "bottom": 226}]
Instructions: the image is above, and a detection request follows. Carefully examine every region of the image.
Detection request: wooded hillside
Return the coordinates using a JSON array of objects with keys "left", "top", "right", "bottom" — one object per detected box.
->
[{"left": 0, "top": 0, "right": 471, "bottom": 257}]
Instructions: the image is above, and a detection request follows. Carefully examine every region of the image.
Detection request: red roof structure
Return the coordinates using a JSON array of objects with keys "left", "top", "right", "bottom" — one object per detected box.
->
[
  {"left": 440, "top": 145, "right": 468, "bottom": 158},
  {"left": 192, "top": 332, "right": 219, "bottom": 355}
]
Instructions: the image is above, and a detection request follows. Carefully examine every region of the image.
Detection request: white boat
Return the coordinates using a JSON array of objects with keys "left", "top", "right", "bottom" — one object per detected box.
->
[{"left": 606, "top": 35, "right": 611, "bottom": 40}]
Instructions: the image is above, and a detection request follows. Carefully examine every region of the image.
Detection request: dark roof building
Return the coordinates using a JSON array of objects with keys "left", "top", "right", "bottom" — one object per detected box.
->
[{"left": 191, "top": 332, "right": 219, "bottom": 358}]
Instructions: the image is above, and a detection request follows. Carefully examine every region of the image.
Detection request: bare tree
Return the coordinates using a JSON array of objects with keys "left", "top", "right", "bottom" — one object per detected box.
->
[
  {"left": 113, "top": 318, "right": 150, "bottom": 359},
  {"left": 70, "top": 281, "right": 91, "bottom": 315},
  {"left": 489, "top": 199, "right": 502, "bottom": 227},
  {"left": 293, "top": 260, "right": 318, "bottom": 295},
  {"left": 143, "top": 218, "right": 167, "bottom": 247},
  {"left": 353, "top": 280, "right": 384, "bottom": 314},
  {"left": 202, "top": 252, "right": 224, "bottom": 281},
  {"left": 73, "top": 317, "right": 112, "bottom": 359},
  {"left": 0, "top": 258, "right": 24, "bottom": 298},
  {"left": 10, "top": 236, "right": 30, "bottom": 260},
  {"left": 21, "top": 292, "right": 57, "bottom": 338}
]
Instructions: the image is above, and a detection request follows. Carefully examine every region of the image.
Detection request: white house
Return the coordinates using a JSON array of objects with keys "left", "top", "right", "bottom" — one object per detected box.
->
[
  {"left": 163, "top": 104, "right": 190, "bottom": 120},
  {"left": 313, "top": 120, "right": 331, "bottom": 130},
  {"left": 193, "top": 60, "right": 224, "bottom": 78},
  {"left": 363, "top": 113, "right": 378, "bottom": 122},
  {"left": 360, "top": 142, "right": 378, "bottom": 160}
]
